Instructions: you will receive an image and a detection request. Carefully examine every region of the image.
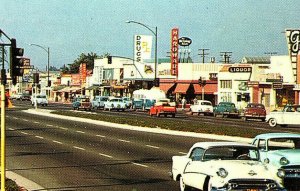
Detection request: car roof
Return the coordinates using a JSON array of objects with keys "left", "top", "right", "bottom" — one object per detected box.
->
[
  {"left": 192, "top": 141, "right": 254, "bottom": 149},
  {"left": 254, "top": 133, "right": 300, "bottom": 140}
]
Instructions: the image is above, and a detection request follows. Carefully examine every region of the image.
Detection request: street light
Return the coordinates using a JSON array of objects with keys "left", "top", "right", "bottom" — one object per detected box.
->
[
  {"left": 126, "top": 20, "right": 158, "bottom": 86},
  {"left": 29, "top": 43, "right": 50, "bottom": 94}
]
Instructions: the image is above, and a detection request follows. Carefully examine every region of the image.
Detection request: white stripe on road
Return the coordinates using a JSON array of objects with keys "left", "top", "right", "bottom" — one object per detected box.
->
[
  {"left": 99, "top": 153, "right": 113, "bottom": 158},
  {"left": 57, "top": 126, "right": 68, "bottom": 130},
  {"left": 96, "top": 135, "right": 106, "bottom": 138},
  {"left": 46, "top": 124, "right": 53, "bottom": 127},
  {"left": 52, "top": 140, "right": 63, "bottom": 144},
  {"left": 73, "top": 146, "right": 85, "bottom": 151},
  {"left": 146, "top": 145, "right": 160, "bottom": 149},
  {"left": 13, "top": 117, "right": 18, "bottom": 120},
  {"left": 118, "top": 139, "right": 130, "bottom": 143},
  {"left": 8, "top": 128, "right": 15, "bottom": 130},
  {"left": 34, "top": 121, "right": 40, "bottom": 124},
  {"left": 21, "top": 131, "right": 29, "bottom": 135},
  {"left": 35, "top": 136, "right": 44, "bottom": 139},
  {"left": 76, "top": 131, "right": 85, "bottom": 134},
  {"left": 23, "top": 119, "right": 29, "bottom": 122},
  {"left": 132, "top": 162, "right": 148, "bottom": 168}
]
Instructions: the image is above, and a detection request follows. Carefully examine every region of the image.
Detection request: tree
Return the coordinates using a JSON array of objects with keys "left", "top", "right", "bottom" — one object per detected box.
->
[{"left": 69, "top": 52, "right": 99, "bottom": 73}]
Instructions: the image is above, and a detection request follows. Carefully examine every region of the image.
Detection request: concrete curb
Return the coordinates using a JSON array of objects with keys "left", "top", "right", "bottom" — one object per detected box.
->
[
  {"left": 24, "top": 109, "right": 252, "bottom": 143},
  {"left": 6, "top": 171, "right": 44, "bottom": 191}
]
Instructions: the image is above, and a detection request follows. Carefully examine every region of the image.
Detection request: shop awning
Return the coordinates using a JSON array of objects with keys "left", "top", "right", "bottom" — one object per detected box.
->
[
  {"left": 174, "top": 83, "right": 190, "bottom": 94},
  {"left": 193, "top": 84, "right": 217, "bottom": 94},
  {"left": 159, "top": 83, "right": 175, "bottom": 93},
  {"left": 112, "top": 85, "right": 126, "bottom": 89},
  {"left": 86, "top": 85, "right": 99, "bottom": 90}
]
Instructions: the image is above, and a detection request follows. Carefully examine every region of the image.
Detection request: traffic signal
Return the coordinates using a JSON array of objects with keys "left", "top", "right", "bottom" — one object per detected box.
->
[
  {"left": 107, "top": 56, "right": 112, "bottom": 64},
  {"left": 33, "top": 73, "right": 39, "bottom": 84},
  {"left": 198, "top": 77, "right": 202, "bottom": 85},
  {"left": 10, "top": 38, "right": 24, "bottom": 85}
]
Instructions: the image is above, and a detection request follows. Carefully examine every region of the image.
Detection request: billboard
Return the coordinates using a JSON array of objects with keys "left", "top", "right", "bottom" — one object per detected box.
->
[{"left": 134, "top": 35, "right": 153, "bottom": 63}]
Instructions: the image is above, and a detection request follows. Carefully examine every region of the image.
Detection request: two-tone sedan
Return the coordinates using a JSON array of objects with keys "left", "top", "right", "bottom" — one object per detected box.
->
[
  {"left": 266, "top": 104, "right": 300, "bottom": 127},
  {"left": 103, "top": 97, "right": 126, "bottom": 111},
  {"left": 171, "top": 142, "right": 286, "bottom": 191},
  {"left": 252, "top": 133, "right": 300, "bottom": 191}
]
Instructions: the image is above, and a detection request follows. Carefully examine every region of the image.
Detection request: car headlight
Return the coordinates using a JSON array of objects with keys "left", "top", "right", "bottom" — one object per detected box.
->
[
  {"left": 277, "top": 169, "right": 285, "bottom": 178},
  {"left": 217, "top": 168, "right": 228, "bottom": 178},
  {"left": 279, "top": 157, "right": 289, "bottom": 165}
]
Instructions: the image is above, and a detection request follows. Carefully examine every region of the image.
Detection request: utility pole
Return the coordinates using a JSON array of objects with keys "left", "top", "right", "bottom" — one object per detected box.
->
[
  {"left": 220, "top": 51, "right": 232, "bottom": 63},
  {"left": 198, "top": 49, "right": 209, "bottom": 63}
]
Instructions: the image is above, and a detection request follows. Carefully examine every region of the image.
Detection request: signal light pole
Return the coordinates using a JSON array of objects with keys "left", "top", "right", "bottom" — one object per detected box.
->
[{"left": 29, "top": 43, "right": 50, "bottom": 96}]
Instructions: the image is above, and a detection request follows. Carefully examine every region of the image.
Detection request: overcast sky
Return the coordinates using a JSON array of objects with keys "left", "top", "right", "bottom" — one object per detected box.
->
[{"left": 1, "top": 0, "right": 299, "bottom": 70}]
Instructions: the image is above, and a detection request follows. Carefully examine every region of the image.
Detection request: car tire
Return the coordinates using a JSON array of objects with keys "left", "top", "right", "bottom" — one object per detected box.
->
[
  {"left": 179, "top": 176, "right": 191, "bottom": 191},
  {"left": 203, "top": 176, "right": 212, "bottom": 191},
  {"left": 268, "top": 118, "right": 277, "bottom": 127}
]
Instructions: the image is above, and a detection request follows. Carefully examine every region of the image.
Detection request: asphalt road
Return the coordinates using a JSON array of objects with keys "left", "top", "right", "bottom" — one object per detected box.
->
[{"left": 6, "top": 108, "right": 212, "bottom": 191}]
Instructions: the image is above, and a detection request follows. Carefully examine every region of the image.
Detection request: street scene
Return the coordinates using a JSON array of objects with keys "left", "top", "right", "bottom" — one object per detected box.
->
[{"left": 1, "top": 1, "right": 300, "bottom": 191}]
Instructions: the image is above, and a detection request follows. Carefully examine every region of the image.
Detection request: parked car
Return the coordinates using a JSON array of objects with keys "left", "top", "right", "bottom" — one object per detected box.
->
[
  {"left": 149, "top": 100, "right": 176, "bottom": 117},
  {"left": 91, "top": 96, "right": 108, "bottom": 109},
  {"left": 213, "top": 102, "right": 239, "bottom": 118},
  {"left": 10, "top": 93, "right": 23, "bottom": 100},
  {"left": 31, "top": 94, "right": 48, "bottom": 106},
  {"left": 240, "top": 103, "right": 266, "bottom": 121},
  {"left": 171, "top": 141, "right": 286, "bottom": 191},
  {"left": 132, "top": 98, "right": 155, "bottom": 110},
  {"left": 72, "top": 96, "right": 92, "bottom": 110},
  {"left": 190, "top": 100, "right": 213, "bottom": 116},
  {"left": 252, "top": 133, "right": 300, "bottom": 190},
  {"left": 121, "top": 97, "right": 133, "bottom": 109},
  {"left": 266, "top": 104, "right": 300, "bottom": 127},
  {"left": 20, "top": 93, "right": 31, "bottom": 101},
  {"left": 103, "top": 97, "right": 126, "bottom": 111}
]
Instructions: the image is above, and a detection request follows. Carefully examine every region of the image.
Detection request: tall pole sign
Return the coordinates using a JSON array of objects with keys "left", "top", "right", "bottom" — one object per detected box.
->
[
  {"left": 171, "top": 28, "right": 179, "bottom": 77},
  {"left": 286, "top": 29, "right": 300, "bottom": 83}
]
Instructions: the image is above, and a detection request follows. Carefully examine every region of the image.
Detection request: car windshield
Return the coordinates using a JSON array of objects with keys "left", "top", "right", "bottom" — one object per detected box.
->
[
  {"left": 37, "top": 95, "right": 46, "bottom": 98},
  {"left": 101, "top": 97, "right": 108, "bottom": 101},
  {"left": 203, "top": 146, "right": 259, "bottom": 161},
  {"left": 201, "top": 102, "right": 212, "bottom": 106},
  {"left": 268, "top": 138, "right": 300, "bottom": 150}
]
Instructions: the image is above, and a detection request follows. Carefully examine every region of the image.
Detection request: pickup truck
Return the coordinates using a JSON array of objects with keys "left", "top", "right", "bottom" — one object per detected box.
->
[
  {"left": 149, "top": 101, "right": 176, "bottom": 117},
  {"left": 72, "top": 97, "right": 92, "bottom": 111}
]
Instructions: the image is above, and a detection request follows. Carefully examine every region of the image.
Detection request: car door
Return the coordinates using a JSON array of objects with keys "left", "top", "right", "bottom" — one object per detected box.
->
[{"left": 183, "top": 148, "right": 206, "bottom": 189}]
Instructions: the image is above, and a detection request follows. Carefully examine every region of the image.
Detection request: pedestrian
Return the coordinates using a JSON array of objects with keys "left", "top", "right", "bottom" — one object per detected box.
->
[
  {"left": 193, "top": 97, "right": 198, "bottom": 105},
  {"left": 181, "top": 97, "right": 186, "bottom": 110}
]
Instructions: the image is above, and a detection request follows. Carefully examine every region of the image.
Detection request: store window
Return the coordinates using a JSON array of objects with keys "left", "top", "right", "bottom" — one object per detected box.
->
[{"left": 220, "top": 80, "right": 232, "bottom": 89}]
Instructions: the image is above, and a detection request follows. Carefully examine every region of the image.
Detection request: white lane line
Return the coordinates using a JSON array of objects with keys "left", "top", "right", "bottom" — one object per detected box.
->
[
  {"left": 23, "top": 119, "right": 29, "bottom": 122},
  {"left": 57, "top": 126, "right": 68, "bottom": 130},
  {"left": 73, "top": 146, "right": 85, "bottom": 151},
  {"left": 34, "top": 121, "right": 39, "bottom": 124},
  {"left": 96, "top": 135, "right": 106, "bottom": 138},
  {"left": 46, "top": 124, "right": 53, "bottom": 127},
  {"left": 20, "top": 131, "right": 29, "bottom": 135},
  {"left": 35, "top": 136, "right": 44, "bottom": 139},
  {"left": 52, "top": 140, "right": 63, "bottom": 144},
  {"left": 118, "top": 139, "right": 130, "bottom": 143},
  {"left": 8, "top": 128, "right": 15, "bottom": 130},
  {"left": 13, "top": 117, "right": 18, "bottom": 120},
  {"left": 146, "top": 145, "right": 160, "bottom": 149},
  {"left": 132, "top": 162, "right": 148, "bottom": 168},
  {"left": 179, "top": 152, "right": 187, "bottom": 155},
  {"left": 99, "top": 153, "right": 113, "bottom": 158},
  {"left": 76, "top": 131, "right": 85, "bottom": 134}
]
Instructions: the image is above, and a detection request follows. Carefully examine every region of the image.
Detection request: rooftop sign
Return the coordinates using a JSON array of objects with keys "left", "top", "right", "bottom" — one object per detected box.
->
[
  {"left": 178, "top": 37, "right": 192, "bottom": 46},
  {"left": 228, "top": 66, "right": 252, "bottom": 73}
]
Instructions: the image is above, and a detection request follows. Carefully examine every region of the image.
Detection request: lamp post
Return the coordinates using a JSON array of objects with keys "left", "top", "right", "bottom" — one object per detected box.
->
[
  {"left": 29, "top": 43, "right": 50, "bottom": 96},
  {"left": 126, "top": 20, "right": 158, "bottom": 86}
]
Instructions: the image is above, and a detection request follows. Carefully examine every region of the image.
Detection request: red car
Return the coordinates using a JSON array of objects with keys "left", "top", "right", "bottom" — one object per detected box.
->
[
  {"left": 241, "top": 103, "right": 266, "bottom": 121},
  {"left": 149, "top": 101, "right": 176, "bottom": 117}
]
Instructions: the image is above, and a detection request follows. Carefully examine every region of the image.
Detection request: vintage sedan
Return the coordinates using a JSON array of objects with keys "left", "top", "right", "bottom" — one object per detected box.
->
[
  {"left": 72, "top": 96, "right": 92, "bottom": 111},
  {"left": 252, "top": 133, "right": 300, "bottom": 191},
  {"left": 240, "top": 103, "right": 266, "bottom": 121},
  {"left": 91, "top": 96, "right": 108, "bottom": 109},
  {"left": 190, "top": 100, "right": 214, "bottom": 116},
  {"left": 171, "top": 142, "right": 286, "bottom": 191},
  {"left": 103, "top": 97, "right": 126, "bottom": 111},
  {"left": 266, "top": 104, "right": 300, "bottom": 127},
  {"left": 213, "top": 102, "right": 239, "bottom": 118}
]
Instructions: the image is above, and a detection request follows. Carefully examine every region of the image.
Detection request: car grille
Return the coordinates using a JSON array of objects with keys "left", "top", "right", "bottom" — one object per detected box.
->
[
  {"left": 227, "top": 179, "right": 278, "bottom": 190},
  {"left": 281, "top": 165, "right": 300, "bottom": 190}
]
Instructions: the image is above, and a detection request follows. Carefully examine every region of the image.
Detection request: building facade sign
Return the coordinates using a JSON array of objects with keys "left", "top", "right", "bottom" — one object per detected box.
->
[
  {"left": 171, "top": 28, "right": 179, "bottom": 76},
  {"left": 134, "top": 35, "right": 152, "bottom": 63},
  {"left": 178, "top": 37, "right": 192, "bottom": 46}
]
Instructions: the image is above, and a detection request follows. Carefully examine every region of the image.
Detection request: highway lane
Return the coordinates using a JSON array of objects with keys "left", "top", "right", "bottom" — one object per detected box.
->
[{"left": 6, "top": 109, "right": 211, "bottom": 190}]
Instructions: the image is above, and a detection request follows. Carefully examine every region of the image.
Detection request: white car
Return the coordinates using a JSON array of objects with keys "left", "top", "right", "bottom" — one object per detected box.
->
[
  {"left": 31, "top": 94, "right": 48, "bottom": 106},
  {"left": 252, "top": 133, "right": 300, "bottom": 191},
  {"left": 103, "top": 97, "right": 126, "bottom": 111},
  {"left": 266, "top": 105, "right": 300, "bottom": 127},
  {"left": 190, "top": 100, "right": 214, "bottom": 115},
  {"left": 171, "top": 142, "right": 286, "bottom": 191}
]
